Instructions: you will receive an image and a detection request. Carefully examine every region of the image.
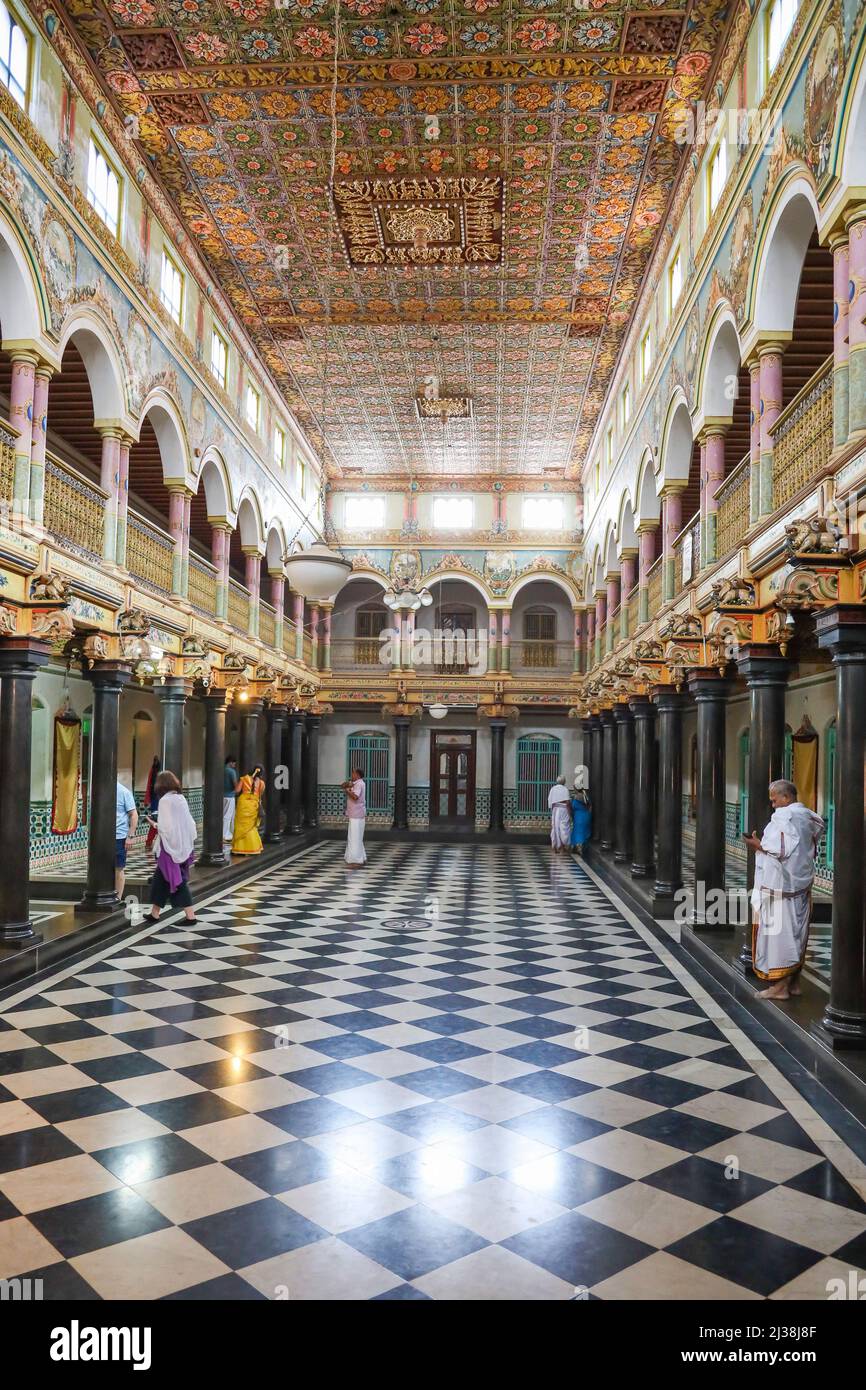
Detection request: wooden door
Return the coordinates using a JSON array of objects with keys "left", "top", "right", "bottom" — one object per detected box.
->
[{"left": 430, "top": 730, "right": 476, "bottom": 825}]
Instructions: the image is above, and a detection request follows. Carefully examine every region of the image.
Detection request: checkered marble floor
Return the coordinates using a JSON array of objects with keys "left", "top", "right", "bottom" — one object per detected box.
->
[{"left": 2, "top": 841, "right": 865, "bottom": 1301}]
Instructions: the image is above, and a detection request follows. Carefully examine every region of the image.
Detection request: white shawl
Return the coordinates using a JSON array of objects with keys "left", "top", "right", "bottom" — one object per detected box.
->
[
  {"left": 155, "top": 792, "right": 197, "bottom": 865},
  {"left": 751, "top": 801, "right": 824, "bottom": 909},
  {"left": 548, "top": 783, "right": 570, "bottom": 809}
]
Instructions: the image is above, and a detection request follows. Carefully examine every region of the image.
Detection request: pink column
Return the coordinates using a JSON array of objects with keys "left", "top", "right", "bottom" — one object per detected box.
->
[
  {"left": 168, "top": 486, "right": 186, "bottom": 594},
  {"left": 28, "top": 365, "right": 51, "bottom": 528},
  {"left": 500, "top": 608, "right": 511, "bottom": 673},
  {"left": 637, "top": 524, "right": 657, "bottom": 626},
  {"left": 100, "top": 431, "right": 121, "bottom": 565},
  {"left": 758, "top": 343, "right": 784, "bottom": 516},
  {"left": 847, "top": 209, "right": 866, "bottom": 437},
  {"left": 212, "top": 524, "right": 230, "bottom": 620},
  {"left": 661, "top": 486, "right": 683, "bottom": 603},
  {"left": 749, "top": 354, "right": 761, "bottom": 521},
  {"left": 703, "top": 428, "right": 726, "bottom": 564},
  {"left": 573, "top": 608, "right": 583, "bottom": 673},
  {"left": 309, "top": 603, "right": 320, "bottom": 669},
  {"left": 605, "top": 575, "right": 620, "bottom": 653},
  {"left": 9, "top": 354, "right": 35, "bottom": 513},
  {"left": 595, "top": 592, "right": 607, "bottom": 663},
  {"left": 115, "top": 437, "right": 131, "bottom": 568},
  {"left": 244, "top": 550, "right": 261, "bottom": 637},
  {"left": 293, "top": 591, "right": 305, "bottom": 661},
  {"left": 270, "top": 573, "right": 285, "bottom": 619},
  {"left": 181, "top": 490, "right": 192, "bottom": 597},
  {"left": 831, "top": 230, "right": 849, "bottom": 449},
  {"left": 321, "top": 604, "right": 332, "bottom": 672},
  {"left": 488, "top": 611, "right": 499, "bottom": 673},
  {"left": 621, "top": 553, "right": 637, "bottom": 596},
  {"left": 586, "top": 606, "right": 595, "bottom": 663}
]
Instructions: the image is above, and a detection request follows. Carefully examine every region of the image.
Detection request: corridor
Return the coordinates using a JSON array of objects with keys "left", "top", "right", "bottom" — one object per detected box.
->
[{"left": 1, "top": 843, "right": 865, "bottom": 1301}]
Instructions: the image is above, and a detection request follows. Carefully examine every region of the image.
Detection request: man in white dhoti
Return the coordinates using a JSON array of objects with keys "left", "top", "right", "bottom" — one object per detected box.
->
[
  {"left": 548, "top": 775, "right": 572, "bottom": 853},
  {"left": 342, "top": 766, "right": 367, "bottom": 868},
  {"left": 743, "top": 779, "right": 824, "bottom": 1000}
]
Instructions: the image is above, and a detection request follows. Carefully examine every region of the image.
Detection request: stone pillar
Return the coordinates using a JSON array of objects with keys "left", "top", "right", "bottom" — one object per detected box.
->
[
  {"left": 815, "top": 606, "right": 866, "bottom": 1045},
  {"left": 293, "top": 592, "right": 305, "bottom": 662},
  {"left": 270, "top": 572, "right": 285, "bottom": 650},
  {"left": 590, "top": 714, "right": 604, "bottom": 842},
  {"left": 688, "top": 669, "right": 731, "bottom": 927},
  {"left": 500, "top": 608, "right": 511, "bottom": 673},
  {"left": 9, "top": 353, "right": 36, "bottom": 514},
  {"left": 115, "top": 436, "right": 131, "bottom": 569},
  {"left": 594, "top": 591, "right": 607, "bottom": 666},
  {"left": 661, "top": 485, "right": 684, "bottom": 604},
  {"left": 99, "top": 430, "right": 121, "bottom": 567},
  {"left": 613, "top": 703, "right": 634, "bottom": 864},
  {"left": 200, "top": 688, "right": 228, "bottom": 866},
  {"left": 848, "top": 207, "right": 866, "bottom": 439},
  {"left": 286, "top": 711, "right": 304, "bottom": 834},
  {"left": 244, "top": 548, "right": 261, "bottom": 639},
  {"left": 573, "top": 609, "right": 584, "bottom": 674},
  {"left": 212, "top": 523, "right": 231, "bottom": 621},
  {"left": 652, "top": 687, "right": 685, "bottom": 910},
  {"left": 586, "top": 608, "right": 596, "bottom": 670},
  {"left": 393, "top": 715, "right": 411, "bottom": 831},
  {"left": 737, "top": 646, "right": 792, "bottom": 967},
  {"left": 629, "top": 694, "right": 656, "bottom": 878},
  {"left": 320, "top": 603, "right": 333, "bottom": 673},
  {"left": 0, "top": 639, "right": 49, "bottom": 941},
  {"left": 580, "top": 716, "right": 593, "bottom": 795},
  {"left": 600, "top": 708, "right": 617, "bottom": 851},
  {"left": 158, "top": 677, "right": 187, "bottom": 783},
  {"left": 748, "top": 353, "right": 761, "bottom": 523},
  {"left": 309, "top": 604, "right": 320, "bottom": 671},
  {"left": 181, "top": 490, "right": 192, "bottom": 598},
  {"left": 488, "top": 611, "right": 499, "bottom": 674},
  {"left": 758, "top": 341, "right": 784, "bottom": 516},
  {"left": 605, "top": 575, "right": 620, "bottom": 654},
  {"left": 29, "top": 363, "right": 52, "bottom": 529},
  {"left": 240, "top": 698, "right": 263, "bottom": 777},
  {"left": 488, "top": 717, "right": 506, "bottom": 833},
  {"left": 831, "top": 228, "right": 849, "bottom": 450},
  {"left": 702, "top": 427, "right": 727, "bottom": 567},
  {"left": 265, "top": 704, "right": 287, "bottom": 842},
  {"left": 304, "top": 713, "right": 320, "bottom": 828},
  {"left": 168, "top": 485, "right": 186, "bottom": 596},
  {"left": 637, "top": 523, "right": 657, "bottom": 626},
  {"left": 620, "top": 552, "right": 637, "bottom": 640},
  {"left": 77, "top": 660, "right": 131, "bottom": 914}
]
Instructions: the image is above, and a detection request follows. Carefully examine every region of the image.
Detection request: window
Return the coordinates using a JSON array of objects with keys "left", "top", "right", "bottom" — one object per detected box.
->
[
  {"left": 298, "top": 456, "right": 307, "bottom": 498},
  {"left": 640, "top": 329, "right": 652, "bottom": 384},
  {"left": 86, "top": 139, "right": 121, "bottom": 236},
  {"left": 668, "top": 249, "right": 682, "bottom": 314},
  {"left": 160, "top": 250, "right": 184, "bottom": 324},
  {"left": 621, "top": 384, "right": 631, "bottom": 430},
  {"left": 522, "top": 609, "right": 556, "bottom": 669},
  {"left": 766, "top": 0, "right": 797, "bottom": 76},
  {"left": 355, "top": 606, "right": 388, "bottom": 666},
  {"left": 0, "top": 2, "right": 28, "bottom": 108},
  {"left": 273, "top": 424, "right": 286, "bottom": 470},
  {"left": 707, "top": 139, "right": 727, "bottom": 214},
  {"left": 605, "top": 427, "right": 613, "bottom": 470},
  {"left": 522, "top": 496, "right": 564, "bottom": 531},
  {"left": 432, "top": 495, "right": 473, "bottom": 530},
  {"left": 344, "top": 494, "right": 385, "bottom": 530},
  {"left": 210, "top": 327, "right": 228, "bottom": 390},
  {"left": 516, "top": 734, "right": 562, "bottom": 818},
  {"left": 347, "top": 731, "right": 390, "bottom": 812},
  {"left": 245, "top": 382, "right": 260, "bottom": 432}
]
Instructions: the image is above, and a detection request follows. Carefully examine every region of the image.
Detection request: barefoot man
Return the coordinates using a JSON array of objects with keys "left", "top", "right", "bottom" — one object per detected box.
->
[{"left": 743, "top": 779, "right": 824, "bottom": 1001}]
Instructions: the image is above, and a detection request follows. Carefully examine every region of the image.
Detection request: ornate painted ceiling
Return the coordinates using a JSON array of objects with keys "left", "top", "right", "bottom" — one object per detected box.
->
[{"left": 61, "top": 0, "right": 731, "bottom": 478}]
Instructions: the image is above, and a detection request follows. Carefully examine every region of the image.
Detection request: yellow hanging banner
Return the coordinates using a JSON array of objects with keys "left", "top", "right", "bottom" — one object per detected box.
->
[{"left": 52, "top": 715, "right": 81, "bottom": 835}]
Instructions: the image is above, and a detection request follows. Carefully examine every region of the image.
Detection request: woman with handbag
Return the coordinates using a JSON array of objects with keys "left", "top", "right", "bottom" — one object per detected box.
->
[{"left": 146, "top": 771, "right": 197, "bottom": 923}]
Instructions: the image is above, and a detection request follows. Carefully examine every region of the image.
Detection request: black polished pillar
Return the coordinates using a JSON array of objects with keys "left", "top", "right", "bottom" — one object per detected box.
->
[
  {"left": 629, "top": 695, "right": 656, "bottom": 878},
  {"left": 240, "top": 698, "right": 263, "bottom": 776},
  {"left": 200, "top": 689, "right": 228, "bottom": 866},
  {"left": 816, "top": 607, "right": 866, "bottom": 1047},
  {"left": 488, "top": 717, "right": 506, "bottom": 833},
  {"left": 600, "top": 709, "right": 617, "bottom": 851},
  {"left": 613, "top": 704, "right": 634, "bottom": 863},
  {"left": 158, "top": 677, "right": 187, "bottom": 783},
  {"left": 581, "top": 716, "right": 593, "bottom": 794},
  {"left": 652, "top": 686, "right": 685, "bottom": 911},
  {"left": 286, "top": 712, "right": 304, "bottom": 835},
  {"left": 0, "top": 639, "right": 50, "bottom": 943},
  {"left": 392, "top": 716, "right": 411, "bottom": 831},
  {"left": 304, "top": 713, "right": 320, "bottom": 828},
  {"left": 590, "top": 714, "right": 604, "bottom": 842},
  {"left": 737, "top": 646, "right": 791, "bottom": 967},
  {"left": 78, "top": 661, "right": 132, "bottom": 913},
  {"left": 688, "top": 669, "right": 732, "bottom": 928},
  {"left": 265, "top": 703, "right": 287, "bottom": 843}
]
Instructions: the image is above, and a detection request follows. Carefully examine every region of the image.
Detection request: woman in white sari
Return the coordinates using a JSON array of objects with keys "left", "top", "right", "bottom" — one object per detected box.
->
[
  {"left": 145, "top": 771, "right": 198, "bottom": 923},
  {"left": 548, "top": 775, "right": 572, "bottom": 853}
]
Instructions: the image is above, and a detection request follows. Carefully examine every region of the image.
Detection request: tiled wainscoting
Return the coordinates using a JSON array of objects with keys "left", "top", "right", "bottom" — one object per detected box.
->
[
  {"left": 681, "top": 798, "right": 833, "bottom": 893},
  {"left": 30, "top": 788, "right": 204, "bottom": 876},
  {"left": 317, "top": 785, "right": 549, "bottom": 834}
]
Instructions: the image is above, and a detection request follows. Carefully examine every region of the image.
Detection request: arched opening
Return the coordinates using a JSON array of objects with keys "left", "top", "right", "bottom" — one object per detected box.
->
[{"left": 330, "top": 576, "right": 389, "bottom": 671}]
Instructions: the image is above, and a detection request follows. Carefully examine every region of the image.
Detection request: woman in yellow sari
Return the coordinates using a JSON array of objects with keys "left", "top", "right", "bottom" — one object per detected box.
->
[{"left": 232, "top": 765, "right": 265, "bottom": 855}]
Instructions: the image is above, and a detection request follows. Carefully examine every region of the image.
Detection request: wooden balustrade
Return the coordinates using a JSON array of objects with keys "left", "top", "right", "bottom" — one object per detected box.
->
[
  {"left": 188, "top": 553, "right": 218, "bottom": 616},
  {"left": 771, "top": 354, "right": 833, "bottom": 510},
  {"left": 227, "top": 579, "right": 250, "bottom": 630},
  {"left": 0, "top": 419, "right": 16, "bottom": 502},
  {"left": 627, "top": 588, "right": 639, "bottom": 637},
  {"left": 715, "top": 453, "right": 750, "bottom": 558},
  {"left": 259, "top": 600, "right": 276, "bottom": 647},
  {"left": 647, "top": 557, "right": 663, "bottom": 617},
  {"left": 44, "top": 452, "right": 106, "bottom": 560},
  {"left": 127, "top": 510, "right": 174, "bottom": 593}
]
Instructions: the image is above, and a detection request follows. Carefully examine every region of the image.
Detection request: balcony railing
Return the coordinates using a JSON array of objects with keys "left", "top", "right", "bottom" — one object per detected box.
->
[
  {"left": 188, "top": 553, "right": 218, "bottom": 616},
  {"left": 44, "top": 452, "right": 106, "bottom": 561},
  {"left": 259, "top": 600, "right": 276, "bottom": 647},
  {"left": 673, "top": 511, "right": 700, "bottom": 591},
  {"left": 511, "top": 639, "right": 575, "bottom": 674},
  {"left": 626, "top": 587, "right": 639, "bottom": 637},
  {"left": 0, "top": 419, "right": 17, "bottom": 502},
  {"left": 127, "top": 510, "right": 174, "bottom": 594},
  {"left": 771, "top": 353, "right": 833, "bottom": 510},
  {"left": 228, "top": 579, "right": 250, "bottom": 630},
  {"left": 647, "top": 556, "right": 663, "bottom": 617},
  {"left": 715, "top": 452, "right": 751, "bottom": 558}
]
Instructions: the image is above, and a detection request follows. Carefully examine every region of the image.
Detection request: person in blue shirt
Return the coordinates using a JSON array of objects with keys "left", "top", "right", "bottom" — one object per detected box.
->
[{"left": 116, "top": 779, "right": 138, "bottom": 899}]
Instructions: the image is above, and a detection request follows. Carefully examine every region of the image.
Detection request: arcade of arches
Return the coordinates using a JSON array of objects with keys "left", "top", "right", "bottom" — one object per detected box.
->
[{"left": 1, "top": 0, "right": 866, "bottom": 1309}]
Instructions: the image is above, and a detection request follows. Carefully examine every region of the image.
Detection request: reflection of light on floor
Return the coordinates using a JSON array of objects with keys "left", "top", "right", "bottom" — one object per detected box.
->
[{"left": 417, "top": 1150, "right": 473, "bottom": 1193}]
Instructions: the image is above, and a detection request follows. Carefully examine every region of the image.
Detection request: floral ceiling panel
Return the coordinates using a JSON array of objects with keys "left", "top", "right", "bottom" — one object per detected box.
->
[{"left": 60, "top": 0, "right": 730, "bottom": 477}]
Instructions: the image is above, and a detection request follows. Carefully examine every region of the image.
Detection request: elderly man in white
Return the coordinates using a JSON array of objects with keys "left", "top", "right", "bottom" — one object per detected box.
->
[{"left": 743, "top": 779, "right": 824, "bottom": 1001}]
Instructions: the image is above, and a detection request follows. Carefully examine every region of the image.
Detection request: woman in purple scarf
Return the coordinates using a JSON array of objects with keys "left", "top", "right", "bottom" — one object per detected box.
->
[{"left": 145, "top": 771, "right": 198, "bottom": 923}]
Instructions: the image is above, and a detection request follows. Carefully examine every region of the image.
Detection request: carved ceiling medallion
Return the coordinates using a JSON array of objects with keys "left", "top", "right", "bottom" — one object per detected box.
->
[{"left": 332, "top": 176, "right": 504, "bottom": 268}]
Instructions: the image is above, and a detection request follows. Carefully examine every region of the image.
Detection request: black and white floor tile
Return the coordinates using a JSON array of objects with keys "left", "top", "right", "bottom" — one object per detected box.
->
[{"left": 1, "top": 842, "right": 864, "bottom": 1301}]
